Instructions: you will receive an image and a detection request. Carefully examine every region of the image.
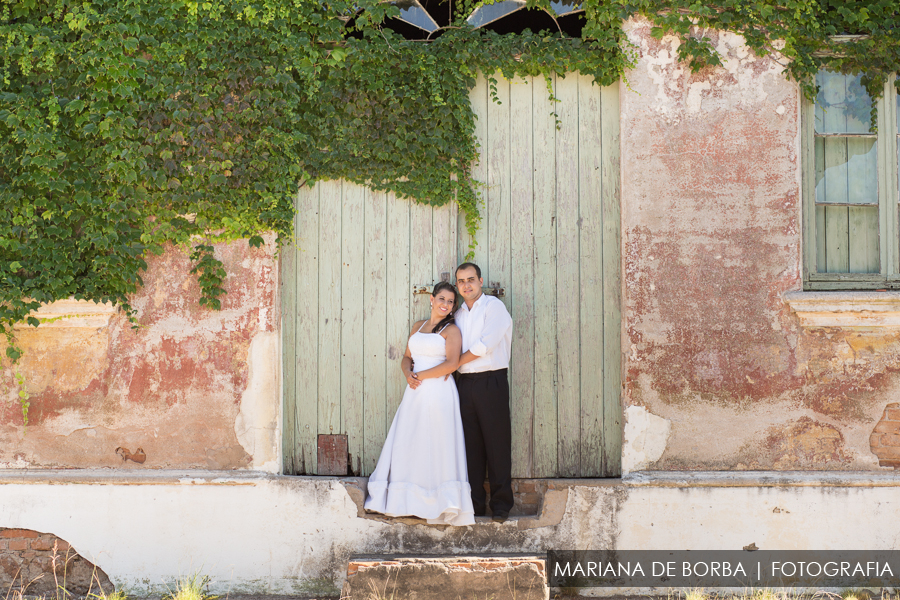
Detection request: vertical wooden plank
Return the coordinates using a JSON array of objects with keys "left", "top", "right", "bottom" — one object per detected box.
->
[
  {"left": 509, "top": 75, "right": 535, "bottom": 478},
  {"left": 363, "top": 189, "right": 388, "bottom": 476},
  {"left": 555, "top": 72, "right": 581, "bottom": 477},
  {"left": 433, "top": 203, "right": 454, "bottom": 284},
  {"left": 386, "top": 192, "right": 411, "bottom": 422},
  {"left": 341, "top": 182, "right": 365, "bottom": 475},
  {"left": 600, "top": 81, "right": 622, "bottom": 477},
  {"left": 823, "top": 81, "right": 850, "bottom": 272},
  {"left": 317, "top": 181, "right": 342, "bottom": 468},
  {"left": 466, "top": 74, "right": 490, "bottom": 268},
  {"left": 848, "top": 205, "right": 879, "bottom": 273},
  {"left": 577, "top": 73, "right": 604, "bottom": 477},
  {"left": 281, "top": 195, "right": 297, "bottom": 474},
  {"left": 449, "top": 190, "right": 459, "bottom": 271},
  {"left": 824, "top": 206, "right": 850, "bottom": 272},
  {"left": 814, "top": 137, "right": 826, "bottom": 272},
  {"left": 295, "top": 186, "right": 319, "bottom": 474},
  {"left": 410, "top": 202, "right": 433, "bottom": 328},
  {"left": 848, "top": 139, "right": 879, "bottom": 273},
  {"left": 802, "top": 94, "right": 818, "bottom": 281},
  {"left": 892, "top": 79, "right": 900, "bottom": 274},
  {"left": 487, "top": 73, "right": 512, "bottom": 309},
  {"left": 532, "top": 74, "right": 559, "bottom": 478}
]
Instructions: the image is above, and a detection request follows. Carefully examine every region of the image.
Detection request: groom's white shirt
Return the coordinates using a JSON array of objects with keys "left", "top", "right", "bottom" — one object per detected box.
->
[{"left": 455, "top": 293, "right": 513, "bottom": 374}]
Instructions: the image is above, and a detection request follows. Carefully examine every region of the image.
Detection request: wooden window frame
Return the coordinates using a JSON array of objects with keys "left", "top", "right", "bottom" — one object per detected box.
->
[{"left": 802, "top": 75, "right": 900, "bottom": 290}]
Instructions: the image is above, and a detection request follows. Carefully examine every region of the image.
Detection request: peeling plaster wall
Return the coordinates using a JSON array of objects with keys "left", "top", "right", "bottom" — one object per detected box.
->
[
  {"left": 0, "top": 238, "right": 280, "bottom": 470},
  {"left": 621, "top": 18, "right": 899, "bottom": 470}
]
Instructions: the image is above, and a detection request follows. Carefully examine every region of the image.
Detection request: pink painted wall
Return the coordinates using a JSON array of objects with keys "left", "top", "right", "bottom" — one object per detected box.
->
[
  {"left": 0, "top": 238, "right": 278, "bottom": 469},
  {"left": 621, "top": 19, "right": 899, "bottom": 470}
]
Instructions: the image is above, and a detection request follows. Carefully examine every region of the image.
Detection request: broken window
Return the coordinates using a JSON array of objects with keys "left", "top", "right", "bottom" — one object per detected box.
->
[{"left": 351, "top": 0, "right": 585, "bottom": 39}]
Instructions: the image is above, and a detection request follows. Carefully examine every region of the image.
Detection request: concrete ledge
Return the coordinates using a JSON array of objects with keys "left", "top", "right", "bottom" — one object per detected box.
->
[
  {"left": 0, "top": 469, "right": 281, "bottom": 485},
  {"left": 5, "top": 469, "right": 900, "bottom": 488},
  {"left": 344, "top": 554, "right": 547, "bottom": 600},
  {"left": 784, "top": 291, "right": 900, "bottom": 327},
  {"left": 624, "top": 470, "right": 900, "bottom": 487}
]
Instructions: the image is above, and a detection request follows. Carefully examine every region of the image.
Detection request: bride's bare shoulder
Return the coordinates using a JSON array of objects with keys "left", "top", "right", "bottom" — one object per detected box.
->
[
  {"left": 440, "top": 323, "right": 461, "bottom": 338},
  {"left": 408, "top": 320, "right": 426, "bottom": 337}
]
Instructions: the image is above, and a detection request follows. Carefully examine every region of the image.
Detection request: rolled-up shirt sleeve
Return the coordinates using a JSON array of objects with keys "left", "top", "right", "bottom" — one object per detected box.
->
[{"left": 469, "top": 300, "right": 513, "bottom": 357}]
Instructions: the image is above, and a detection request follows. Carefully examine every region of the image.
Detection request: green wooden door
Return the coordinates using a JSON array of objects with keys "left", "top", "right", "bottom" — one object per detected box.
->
[{"left": 282, "top": 73, "right": 621, "bottom": 477}]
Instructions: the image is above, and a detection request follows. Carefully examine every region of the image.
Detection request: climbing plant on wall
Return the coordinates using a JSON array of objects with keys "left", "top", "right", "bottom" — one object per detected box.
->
[{"left": 0, "top": 0, "right": 898, "bottom": 351}]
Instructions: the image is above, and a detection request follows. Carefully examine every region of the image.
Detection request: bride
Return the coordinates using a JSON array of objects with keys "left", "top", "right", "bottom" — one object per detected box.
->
[{"left": 364, "top": 281, "right": 476, "bottom": 526}]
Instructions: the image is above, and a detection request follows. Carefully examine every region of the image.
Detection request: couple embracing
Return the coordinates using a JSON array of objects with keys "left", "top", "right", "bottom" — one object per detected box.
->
[{"left": 364, "top": 262, "right": 513, "bottom": 526}]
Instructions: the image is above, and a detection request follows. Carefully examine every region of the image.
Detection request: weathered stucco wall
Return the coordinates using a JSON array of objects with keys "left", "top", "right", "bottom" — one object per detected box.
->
[
  {"left": 0, "top": 238, "right": 280, "bottom": 471},
  {"left": 621, "top": 19, "right": 899, "bottom": 471},
  {"left": 2, "top": 472, "right": 899, "bottom": 595}
]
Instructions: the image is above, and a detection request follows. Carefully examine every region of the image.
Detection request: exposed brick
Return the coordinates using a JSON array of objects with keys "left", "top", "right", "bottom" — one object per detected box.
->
[
  {"left": 7, "top": 540, "right": 28, "bottom": 552},
  {"left": 30, "top": 539, "right": 53, "bottom": 551},
  {"left": 879, "top": 459, "right": 900, "bottom": 467},
  {"left": 872, "top": 446, "right": 900, "bottom": 459},
  {"left": 0, "top": 530, "right": 38, "bottom": 539},
  {"left": 347, "top": 565, "right": 358, "bottom": 576},
  {"left": 881, "top": 433, "right": 900, "bottom": 446},
  {"left": 55, "top": 540, "right": 70, "bottom": 551},
  {"left": 885, "top": 408, "right": 900, "bottom": 421},
  {"left": 871, "top": 433, "right": 883, "bottom": 448},
  {"left": 0, "top": 541, "right": 7, "bottom": 551},
  {"left": 873, "top": 421, "right": 900, "bottom": 434},
  {"left": 515, "top": 481, "right": 536, "bottom": 493}
]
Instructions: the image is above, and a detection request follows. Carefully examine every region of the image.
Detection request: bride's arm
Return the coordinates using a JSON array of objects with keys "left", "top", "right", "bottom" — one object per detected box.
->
[
  {"left": 403, "top": 321, "right": 424, "bottom": 389},
  {"left": 413, "top": 325, "right": 462, "bottom": 380}
]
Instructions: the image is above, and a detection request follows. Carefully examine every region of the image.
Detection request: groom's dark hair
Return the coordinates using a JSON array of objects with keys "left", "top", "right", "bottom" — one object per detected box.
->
[{"left": 455, "top": 262, "right": 482, "bottom": 280}]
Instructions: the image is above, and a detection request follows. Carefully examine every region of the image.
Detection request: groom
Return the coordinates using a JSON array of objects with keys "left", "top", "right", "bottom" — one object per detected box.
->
[{"left": 453, "top": 262, "right": 514, "bottom": 522}]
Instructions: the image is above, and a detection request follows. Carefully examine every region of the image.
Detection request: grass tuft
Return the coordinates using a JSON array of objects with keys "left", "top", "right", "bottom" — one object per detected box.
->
[{"left": 164, "top": 573, "right": 217, "bottom": 600}]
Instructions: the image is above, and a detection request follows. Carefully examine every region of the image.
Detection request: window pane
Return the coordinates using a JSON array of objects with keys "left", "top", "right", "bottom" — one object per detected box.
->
[
  {"left": 816, "top": 204, "right": 880, "bottom": 273},
  {"left": 391, "top": 0, "right": 439, "bottom": 32},
  {"left": 815, "top": 71, "right": 874, "bottom": 134},
  {"left": 815, "top": 137, "right": 877, "bottom": 204},
  {"left": 467, "top": 0, "right": 525, "bottom": 27},
  {"left": 815, "top": 135, "right": 879, "bottom": 274},
  {"left": 549, "top": 0, "right": 582, "bottom": 16}
]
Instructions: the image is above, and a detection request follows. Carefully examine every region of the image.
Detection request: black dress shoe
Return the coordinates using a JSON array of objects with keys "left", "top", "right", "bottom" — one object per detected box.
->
[{"left": 491, "top": 510, "right": 509, "bottom": 523}]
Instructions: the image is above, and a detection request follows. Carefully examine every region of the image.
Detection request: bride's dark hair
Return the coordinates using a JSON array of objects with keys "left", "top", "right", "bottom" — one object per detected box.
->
[{"left": 431, "top": 281, "right": 457, "bottom": 333}]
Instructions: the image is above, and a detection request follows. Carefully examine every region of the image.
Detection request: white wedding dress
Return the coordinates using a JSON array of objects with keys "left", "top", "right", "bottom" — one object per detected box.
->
[{"left": 364, "top": 324, "right": 476, "bottom": 526}]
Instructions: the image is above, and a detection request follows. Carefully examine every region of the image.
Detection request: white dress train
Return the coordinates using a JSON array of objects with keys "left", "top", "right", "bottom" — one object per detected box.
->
[{"left": 364, "top": 326, "right": 476, "bottom": 526}]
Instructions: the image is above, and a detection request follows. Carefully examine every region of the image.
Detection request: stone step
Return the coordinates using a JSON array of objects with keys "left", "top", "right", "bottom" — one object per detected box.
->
[{"left": 343, "top": 554, "right": 548, "bottom": 600}]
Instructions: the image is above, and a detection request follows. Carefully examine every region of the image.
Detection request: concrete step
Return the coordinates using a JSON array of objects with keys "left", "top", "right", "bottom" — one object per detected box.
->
[{"left": 343, "top": 554, "right": 548, "bottom": 600}]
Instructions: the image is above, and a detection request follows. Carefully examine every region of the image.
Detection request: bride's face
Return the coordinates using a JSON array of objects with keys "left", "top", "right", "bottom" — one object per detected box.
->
[{"left": 431, "top": 289, "right": 455, "bottom": 319}]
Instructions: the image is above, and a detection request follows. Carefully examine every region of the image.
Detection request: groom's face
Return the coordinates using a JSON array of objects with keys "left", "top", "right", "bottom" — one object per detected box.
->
[{"left": 455, "top": 266, "right": 483, "bottom": 302}]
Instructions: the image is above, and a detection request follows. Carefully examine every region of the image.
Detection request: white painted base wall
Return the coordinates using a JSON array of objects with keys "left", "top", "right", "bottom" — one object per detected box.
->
[{"left": 1, "top": 471, "right": 898, "bottom": 596}]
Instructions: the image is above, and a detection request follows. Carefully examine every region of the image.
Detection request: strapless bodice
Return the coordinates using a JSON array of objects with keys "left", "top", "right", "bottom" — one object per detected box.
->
[{"left": 408, "top": 331, "right": 447, "bottom": 371}]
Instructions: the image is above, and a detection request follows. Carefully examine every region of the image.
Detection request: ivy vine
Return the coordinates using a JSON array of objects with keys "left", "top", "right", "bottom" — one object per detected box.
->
[{"left": 0, "top": 0, "right": 898, "bottom": 368}]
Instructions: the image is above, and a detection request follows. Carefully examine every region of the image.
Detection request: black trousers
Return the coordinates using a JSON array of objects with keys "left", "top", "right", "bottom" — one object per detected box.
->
[{"left": 456, "top": 369, "right": 513, "bottom": 515}]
